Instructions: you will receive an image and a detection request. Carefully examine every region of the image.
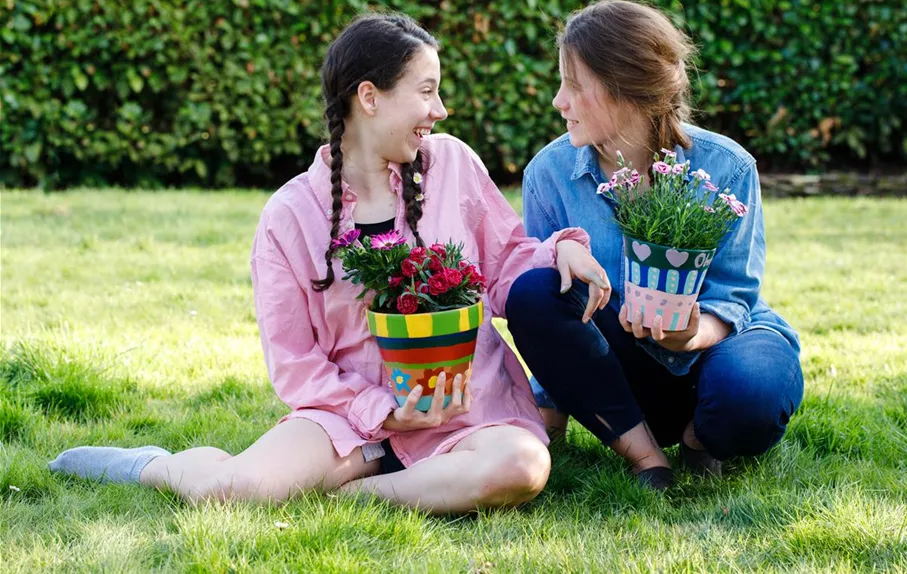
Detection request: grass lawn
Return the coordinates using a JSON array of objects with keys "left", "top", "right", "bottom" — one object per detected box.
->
[{"left": 2, "top": 189, "right": 906, "bottom": 572}]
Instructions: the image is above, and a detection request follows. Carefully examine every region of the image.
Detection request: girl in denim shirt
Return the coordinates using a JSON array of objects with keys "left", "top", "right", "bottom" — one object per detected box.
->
[{"left": 506, "top": 0, "right": 804, "bottom": 489}]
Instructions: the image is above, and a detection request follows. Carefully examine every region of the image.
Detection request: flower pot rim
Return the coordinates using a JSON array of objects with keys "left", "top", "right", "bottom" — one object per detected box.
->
[
  {"left": 624, "top": 235, "right": 718, "bottom": 254},
  {"left": 366, "top": 299, "right": 483, "bottom": 319}
]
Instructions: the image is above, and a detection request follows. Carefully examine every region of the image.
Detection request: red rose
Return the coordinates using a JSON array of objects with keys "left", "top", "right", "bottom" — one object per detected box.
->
[
  {"left": 442, "top": 267, "right": 463, "bottom": 287},
  {"left": 462, "top": 264, "right": 478, "bottom": 281},
  {"left": 428, "top": 274, "right": 449, "bottom": 296},
  {"left": 415, "top": 281, "right": 429, "bottom": 295},
  {"left": 459, "top": 260, "right": 469, "bottom": 269},
  {"left": 428, "top": 256, "right": 443, "bottom": 273},
  {"left": 396, "top": 293, "right": 419, "bottom": 314},
  {"left": 429, "top": 243, "right": 447, "bottom": 258},
  {"left": 472, "top": 273, "right": 487, "bottom": 292},
  {"left": 409, "top": 246, "right": 427, "bottom": 263},
  {"left": 401, "top": 259, "right": 418, "bottom": 278},
  {"left": 388, "top": 275, "right": 404, "bottom": 288}
]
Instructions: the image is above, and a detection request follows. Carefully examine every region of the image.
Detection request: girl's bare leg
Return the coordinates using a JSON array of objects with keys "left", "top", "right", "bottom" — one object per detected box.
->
[
  {"left": 140, "top": 418, "right": 378, "bottom": 503},
  {"left": 340, "top": 425, "right": 550, "bottom": 514}
]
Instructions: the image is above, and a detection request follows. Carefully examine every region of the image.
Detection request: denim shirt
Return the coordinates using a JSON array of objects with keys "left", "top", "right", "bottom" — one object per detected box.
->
[{"left": 522, "top": 124, "right": 800, "bottom": 377}]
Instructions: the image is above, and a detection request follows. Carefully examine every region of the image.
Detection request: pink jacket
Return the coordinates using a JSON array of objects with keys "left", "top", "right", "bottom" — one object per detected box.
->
[{"left": 251, "top": 134, "right": 589, "bottom": 467}]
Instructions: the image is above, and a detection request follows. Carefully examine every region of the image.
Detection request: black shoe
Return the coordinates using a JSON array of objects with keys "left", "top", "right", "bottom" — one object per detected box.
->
[
  {"left": 680, "top": 441, "right": 723, "bottom": 478},
  {"left": 635, "top": 466, "right": 675, "bottom": 490}
]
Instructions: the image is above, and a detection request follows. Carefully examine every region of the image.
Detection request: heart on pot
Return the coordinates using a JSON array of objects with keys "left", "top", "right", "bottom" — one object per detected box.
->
[
  {"left": 665, "top": 249, "right": 689, "bottom": 267},
  {"left": 632, "top": 241, "right": 652, "bottom": 261}
]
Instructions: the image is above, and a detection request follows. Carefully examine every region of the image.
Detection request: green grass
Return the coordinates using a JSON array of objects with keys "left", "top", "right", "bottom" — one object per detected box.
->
[{"left": 2, "top": 189, "right": 906, "bottom": 572}]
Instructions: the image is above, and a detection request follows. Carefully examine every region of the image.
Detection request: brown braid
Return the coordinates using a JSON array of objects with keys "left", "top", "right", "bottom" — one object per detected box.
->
[
  {"left": 400, "top": 150, "right": 426, "bottom": 248},
  {"left": 312, "top": 98, "right": 346, "bottom": 292}
]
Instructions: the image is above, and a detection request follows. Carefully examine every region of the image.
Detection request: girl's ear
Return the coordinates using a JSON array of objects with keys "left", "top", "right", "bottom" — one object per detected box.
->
[{"left": 356, "top": 81, "right": 379, "bottom": 117}]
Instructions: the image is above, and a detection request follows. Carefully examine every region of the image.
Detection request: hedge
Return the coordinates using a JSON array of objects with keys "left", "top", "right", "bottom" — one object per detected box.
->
[{"left": 1, "top": 0, "right": 904, "bottom": 189}]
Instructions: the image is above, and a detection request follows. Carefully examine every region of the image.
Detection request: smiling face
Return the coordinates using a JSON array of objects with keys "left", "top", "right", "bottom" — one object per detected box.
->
[
  {"left": 552, "top": 49, "right": 640, "bottom": 150},
  {"left": 369, "top": 46, "right": 449, "bottom": 164}
]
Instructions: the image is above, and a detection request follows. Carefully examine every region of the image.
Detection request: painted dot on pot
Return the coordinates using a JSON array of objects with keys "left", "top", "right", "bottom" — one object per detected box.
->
[
  {"left": 645, "top": 294, "right": 654, "bottom": 301},
  {"left": 661, "top": 299, "right": 668, "bottom": 306},
  {"left": 677, "top": 302, "right": 684, "bottom": 307},
  {"left": 635, "top": 290, "right": 641, "bottom": 297}
]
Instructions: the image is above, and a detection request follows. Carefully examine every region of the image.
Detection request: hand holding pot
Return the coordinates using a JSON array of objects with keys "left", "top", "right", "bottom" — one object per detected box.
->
[{"left": 382, "top": 371, "right": 471, "bottom": 431}]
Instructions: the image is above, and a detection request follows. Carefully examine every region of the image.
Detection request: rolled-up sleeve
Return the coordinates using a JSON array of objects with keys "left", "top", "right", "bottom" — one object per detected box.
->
[{"left": 471, "top": 177, "right": 589, "bottom": 318}]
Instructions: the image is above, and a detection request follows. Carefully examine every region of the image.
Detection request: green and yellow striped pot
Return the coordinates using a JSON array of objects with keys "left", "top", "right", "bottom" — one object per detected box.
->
[{"left": 367, "top": 301, "right": 484, "bottom": 412}]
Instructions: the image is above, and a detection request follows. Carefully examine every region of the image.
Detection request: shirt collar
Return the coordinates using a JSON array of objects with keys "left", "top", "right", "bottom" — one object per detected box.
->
[
  {"left": 571, "top": 144, "right": 600, "bottom": 181},
  {"left": 308, "top": 145, "right": 404, "bottom": 220}
]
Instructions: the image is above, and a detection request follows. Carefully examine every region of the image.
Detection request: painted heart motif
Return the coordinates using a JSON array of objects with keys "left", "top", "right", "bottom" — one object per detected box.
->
[
  {"left": 632, "top": 241, "right": 651, "bottom": 261},
  {"left": 665, "top": 249, "right": 689, "bottom": 267}
]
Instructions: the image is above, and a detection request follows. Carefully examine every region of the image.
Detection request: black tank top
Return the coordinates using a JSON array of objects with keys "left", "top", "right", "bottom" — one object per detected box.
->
[{"left": 354, "top": 217, "right": 395, "bottom": 238}]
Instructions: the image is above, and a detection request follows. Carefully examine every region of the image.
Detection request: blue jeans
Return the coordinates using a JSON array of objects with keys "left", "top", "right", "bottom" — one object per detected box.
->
[{"left": 505, "top": 268, "right": 804, "bottom": 460}]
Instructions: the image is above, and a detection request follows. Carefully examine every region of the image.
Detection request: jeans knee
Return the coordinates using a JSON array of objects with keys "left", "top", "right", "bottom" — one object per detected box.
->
[
  {"left": 505, "top": 268, "right": 562, "bottom": 325},
  {"left": 697, "top": 383, "right": 796, "bottom": 459},
  {"left": 696, "top": 339, "right": 804, "bottom": 459}
]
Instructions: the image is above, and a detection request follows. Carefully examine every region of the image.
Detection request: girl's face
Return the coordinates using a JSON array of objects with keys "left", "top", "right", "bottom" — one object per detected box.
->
[
  {"left": 552, "top": 50, "right": 639, "bottom": 150},
  {"left": 371, "top": 46, "right": 448, "bottom": 164}
]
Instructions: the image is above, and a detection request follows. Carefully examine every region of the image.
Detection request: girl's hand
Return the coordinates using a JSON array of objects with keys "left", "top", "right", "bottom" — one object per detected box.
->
[
  {"left": 556, "top": 240, "right": 611, "bottom": 324},
  {"left": 382, "top": 371, "right": 471, "bottom": 431},
  {"left": 619, "top": 302, "right": 702, "bottom": 353}
]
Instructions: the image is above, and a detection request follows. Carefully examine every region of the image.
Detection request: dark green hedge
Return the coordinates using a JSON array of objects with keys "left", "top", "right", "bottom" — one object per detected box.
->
[{"left": 2, "top": 0, "right": 904, "bottom": 189}]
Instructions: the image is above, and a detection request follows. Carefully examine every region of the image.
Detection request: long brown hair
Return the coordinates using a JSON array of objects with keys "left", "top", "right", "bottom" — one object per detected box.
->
[
  {"left": 313, "top": 13, "right": 436, "bottom": 292},
  {"left": 558, "top": 0, "right": 695, "bottom": 153}
]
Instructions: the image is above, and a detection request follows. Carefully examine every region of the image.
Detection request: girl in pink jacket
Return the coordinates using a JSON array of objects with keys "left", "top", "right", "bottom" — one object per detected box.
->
[{"left": 49, "top": 13, "right": 608, "bottom": 514}]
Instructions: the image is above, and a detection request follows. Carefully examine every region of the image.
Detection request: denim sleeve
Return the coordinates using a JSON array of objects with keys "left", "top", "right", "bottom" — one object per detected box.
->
[
  {"left": 522, "top": 169, "right": 561, "bottom": 241},
  {"left": 697, "top": 162, "right": 765, "bottom": 335}
]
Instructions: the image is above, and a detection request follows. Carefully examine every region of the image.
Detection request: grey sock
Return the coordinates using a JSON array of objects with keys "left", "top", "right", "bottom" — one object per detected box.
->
[{"left": 48, "top": 445, "right": 171, "bottom": 483}]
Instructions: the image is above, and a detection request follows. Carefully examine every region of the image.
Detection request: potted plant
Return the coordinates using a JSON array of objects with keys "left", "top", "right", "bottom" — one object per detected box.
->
[
  {"left": 335, "top": 229, "right": 487, "bottom": 411},
  {"left": 599, "top": 150, "right": 748, "bottom": 331}
]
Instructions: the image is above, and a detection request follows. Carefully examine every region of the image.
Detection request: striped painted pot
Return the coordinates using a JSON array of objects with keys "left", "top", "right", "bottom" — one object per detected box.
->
[
  {"left": 366, "top": 300, "right": 484, "bottom": 412},
  {"left": 623, "top": 236, "right": 716, "bottom": 331}
]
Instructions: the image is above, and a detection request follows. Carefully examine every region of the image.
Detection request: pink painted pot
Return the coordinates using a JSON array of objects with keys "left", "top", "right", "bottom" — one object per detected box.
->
[{"left": 623, "top": 236, "right": 716, "bottom": 331}]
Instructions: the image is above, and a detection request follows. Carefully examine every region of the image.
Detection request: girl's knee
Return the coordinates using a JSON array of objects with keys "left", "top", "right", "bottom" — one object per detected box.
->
[{"left": 476, "top": 438, "right": 551, "bottom": 506}]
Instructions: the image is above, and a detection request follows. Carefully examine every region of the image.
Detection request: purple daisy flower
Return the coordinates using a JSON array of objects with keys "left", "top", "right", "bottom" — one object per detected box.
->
[
  {"left": 331, "top": 228, "right": 361, "bottom": 249},
  {"left": 369, "top": 229, "right": 406, "bottom": 250}
]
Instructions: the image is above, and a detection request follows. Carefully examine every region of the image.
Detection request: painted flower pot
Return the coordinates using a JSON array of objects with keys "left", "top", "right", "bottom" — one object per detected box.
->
[
  {"left": 623, "top": 236, "right": 716, "bottom": 331},
  {"left": 367, "top": 301, "right": 484, "bottom": 412}
]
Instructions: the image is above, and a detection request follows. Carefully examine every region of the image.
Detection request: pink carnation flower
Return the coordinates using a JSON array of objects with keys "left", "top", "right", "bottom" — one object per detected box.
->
[
  {"left": 597, "top": 182, "right": 614, "bottom": 195},
  {"left": 652, "top": 161, "right": 672, "bottom": 175},
  {"left": 719, "top": 193, "right": 748, "bottom": 217}
]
